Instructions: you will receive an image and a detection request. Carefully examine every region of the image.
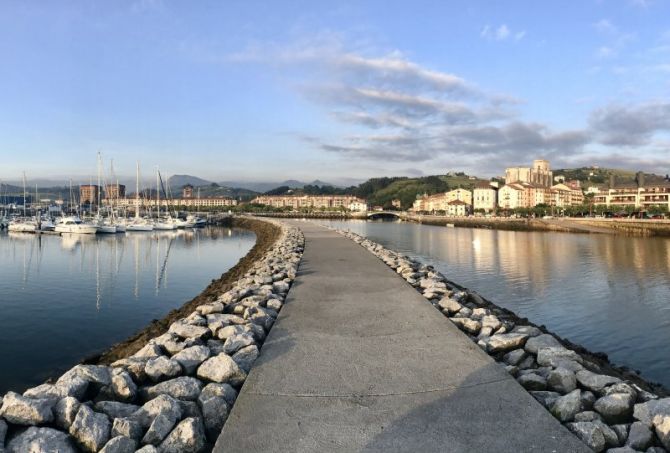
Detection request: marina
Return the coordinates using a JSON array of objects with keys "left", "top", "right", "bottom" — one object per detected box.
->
[{"left": 0, "top": 226, "right": 255, "bottom": 394}]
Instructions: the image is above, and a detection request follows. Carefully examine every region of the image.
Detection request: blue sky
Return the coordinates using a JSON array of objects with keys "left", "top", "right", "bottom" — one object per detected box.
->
[{"left": 0, "top": 0, "right": 669, "bottom": 184}]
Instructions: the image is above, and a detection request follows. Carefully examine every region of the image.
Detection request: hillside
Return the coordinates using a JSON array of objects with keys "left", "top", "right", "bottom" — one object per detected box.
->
[
  {"left": 167, "top": 175, "right": 214, "bottom": 188},
  {"left": 553, "top": 167, "right": 638, "bottom": 185},
  {"left": 257, "top": 173, "right": 488, "bottom": 210}
]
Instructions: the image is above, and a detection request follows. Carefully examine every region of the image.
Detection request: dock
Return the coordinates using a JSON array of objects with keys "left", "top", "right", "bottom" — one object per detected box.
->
[{"left": 214, "top": 221, "right": 589, "bottom": 452}]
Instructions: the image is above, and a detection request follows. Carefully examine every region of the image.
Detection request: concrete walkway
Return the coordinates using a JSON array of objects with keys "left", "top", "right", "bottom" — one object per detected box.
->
[{"left": 214, "top": 221, "right": 589, "bottom": 452}]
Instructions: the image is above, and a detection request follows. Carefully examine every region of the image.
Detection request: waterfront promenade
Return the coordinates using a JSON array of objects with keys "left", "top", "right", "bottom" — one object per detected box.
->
[{"left": 214, "top": 221, "right": 588, "bottom": 452}]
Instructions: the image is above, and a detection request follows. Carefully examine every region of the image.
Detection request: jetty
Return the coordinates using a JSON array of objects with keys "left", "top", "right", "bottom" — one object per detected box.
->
[{"left": 214, "top": 221, "right": 588, "bottom": 452}]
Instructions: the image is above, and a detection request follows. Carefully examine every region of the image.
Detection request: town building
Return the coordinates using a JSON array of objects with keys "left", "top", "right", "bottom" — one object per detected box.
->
[
  {"left": 505, "top": 159, "right": 553, "bottom": 187},
  {"left": 79, "top": 185, "right": 100, "bottom": 205},
  {"left": 183, "top": 184, "right": 194, "bottom": 198},
  {"left": 112, "top": 196, "right": 238, "bottom": 209},
  {"left": 105, "top": 184, "right": 126, "bottom": 199},
  {"left": 551, "top": 183, "right": 585, "bottom": 207},
  {"left": 349, "top": 200, "right": 368, "bottom": 212},
  {"left": 445, "top": 188, "right": 473, "bottom": 205},
  {"left": 411, "top": 193, "right": 447, "bottom": 213},
  {"left": 446, "top": 200, "right": 468, "bottom": 216},
  {"left": 391, "top": 199, "right": 402, "bottom": 209},
  {"left": 498, "top": 183, "right": 529, "bottom": 210},
  {"left": 593, "top": 173, "right": 670, "bottom": 211},
  {"left": 250, "top": 195, "right": 366, "bottom": 211},
  {"left": 473, "top": 182, "right": 498, "bottom": 213}
]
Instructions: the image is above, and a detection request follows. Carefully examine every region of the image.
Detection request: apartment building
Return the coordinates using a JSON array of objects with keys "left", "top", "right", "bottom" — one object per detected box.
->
[
  {"left": 251, "top": 195, "right": 367, "bottom": 211},
  {"left": 594, "top": 173, "right": 670, "bottom": 210},
  {"left": 473, "top": 182, "right": 498, "bottom": 212}
]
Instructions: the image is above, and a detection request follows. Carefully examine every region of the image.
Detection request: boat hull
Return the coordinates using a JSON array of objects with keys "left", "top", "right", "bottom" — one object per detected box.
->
[
  {"left": 8, "top": 223, "right": 37, "bottom": 233},
  {"left": 55, "top": 225, "right": 98, "bottom": 234}
]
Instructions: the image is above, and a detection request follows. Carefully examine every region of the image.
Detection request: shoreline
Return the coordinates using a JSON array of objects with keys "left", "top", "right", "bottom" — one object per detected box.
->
[
  {"left": 253, "top": 212, "right": 670, "bottom": 236},
  {"left": 333, "top": 225, "right": 670, "bottom": 452},
  {"left": 0, "top": 217, "right": 304, "bottom": 452},
  {"left": 84, "top": 217, "right": 282, "bottom": 366}
]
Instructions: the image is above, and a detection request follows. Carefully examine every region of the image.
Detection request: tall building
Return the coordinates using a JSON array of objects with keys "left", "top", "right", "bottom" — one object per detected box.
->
[
  {"left": 79, "top": 185, "right": 100, "bottom": 205},
  {"left": 505, "top": 159, "right": 553, "bottom": 187},
  {"left": 183, "top": 184, "right": 194, "bottom": 198},
  {"left": 105, "top": 184, "right": 126, "bottom": 199}
]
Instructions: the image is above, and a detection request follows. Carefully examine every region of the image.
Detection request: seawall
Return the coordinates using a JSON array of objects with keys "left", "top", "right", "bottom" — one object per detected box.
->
[
  {"left": 332, "top": 225, "right": 670, "bottom": 452},
  {"left": 0, "top": 217, "right": 305, "bottom": 452}
]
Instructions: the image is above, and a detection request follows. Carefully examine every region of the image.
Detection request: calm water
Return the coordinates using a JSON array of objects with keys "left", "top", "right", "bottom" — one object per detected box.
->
[
  {"left": 323, "top": 220, "right": 670, "bottom": 388},
  {"left": 0, "top": 227, "right": 255, "bottom": 394}
]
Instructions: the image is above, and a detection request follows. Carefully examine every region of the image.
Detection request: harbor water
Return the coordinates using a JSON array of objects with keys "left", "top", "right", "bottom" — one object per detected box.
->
[
  {"left": 0, "top": 227, "right": 255, "bottom": 394},
  {"left": 322, "top": 219, "right": 670, "bottom": 389}
]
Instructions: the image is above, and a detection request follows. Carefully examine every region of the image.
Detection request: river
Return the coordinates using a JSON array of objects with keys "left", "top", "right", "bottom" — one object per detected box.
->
[
  {"left": 322, "top": 219, "right": 670, "bottom": 389},
  {"left": 0, "top": 227, "right": 255, "bottom": 394}
]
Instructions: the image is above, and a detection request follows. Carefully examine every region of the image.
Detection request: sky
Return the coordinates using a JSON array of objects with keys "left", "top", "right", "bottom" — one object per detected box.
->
[{"left": 0, "top": 0, "right": 669, "bottom": 184}]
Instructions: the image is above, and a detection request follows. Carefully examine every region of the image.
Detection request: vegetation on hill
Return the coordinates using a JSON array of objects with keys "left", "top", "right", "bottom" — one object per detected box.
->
[
  {"left": 553, "top": 167, "right": 637, "bottom": 185},
  {"left": 258, "top": 173, "right": 487, "bottom": 209}
]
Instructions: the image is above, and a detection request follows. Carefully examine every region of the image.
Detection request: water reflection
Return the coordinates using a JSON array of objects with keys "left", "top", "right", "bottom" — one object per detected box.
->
[
  {"left": 324, "top": 220, "right": 670, "bottom": 388},
  {"left": 0, "top": 227, "right": 255, "bottom": 393}
]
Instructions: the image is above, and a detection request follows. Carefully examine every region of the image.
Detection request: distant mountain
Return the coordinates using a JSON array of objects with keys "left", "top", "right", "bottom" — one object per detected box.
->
[
  {"left": 167, "top": 175, "right": 214, "bottom": 188},
  {"left": 219, "top": 179, "right": 339, "bottom": 193}
]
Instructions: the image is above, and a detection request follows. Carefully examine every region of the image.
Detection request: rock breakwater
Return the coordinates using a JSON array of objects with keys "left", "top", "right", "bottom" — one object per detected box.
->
[
  {"left": 335, "top": 227, "right": 670, "bottom": 453},
  {"left": 0, "top": 219, "right": 304, "bottom": 452}
]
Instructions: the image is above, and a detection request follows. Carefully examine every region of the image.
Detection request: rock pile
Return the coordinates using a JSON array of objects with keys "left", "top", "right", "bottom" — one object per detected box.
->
[
  {"left": 0, "top": 219, "right": 304, "bottom": 453},
  {"left": 336, "top": 227, "right": 670, "bottom": 453}
]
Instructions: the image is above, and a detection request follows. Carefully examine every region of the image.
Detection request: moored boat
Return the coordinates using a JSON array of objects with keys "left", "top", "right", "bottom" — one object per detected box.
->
[{"left": 55, "top": 216, "right": 98, "bottom": 234}]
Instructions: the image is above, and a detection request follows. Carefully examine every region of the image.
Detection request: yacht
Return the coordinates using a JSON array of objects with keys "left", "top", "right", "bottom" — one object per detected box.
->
[
  {"left": 153, "top": 218, "right": 178, "bottom": 230},
  {"left": 187, "top": 214, "right": 207, "bottom": 227},
  {"left": 8, "top": 219, "right": 37, "bottom": 233},
  {"left": 55, "top": 216, "right": 98, "bottom": 234},
  {"left": 175, "top": 217, "right": 196, "bottom": 228},
  {"left": 39, "top": 217, "right": 56, "bottom": 232},
  {"left": 126, "top": 218, "right": 154, "bottom": 231},
  {"left": 94, "top": 216, "right": 117, "bottom": 234}
]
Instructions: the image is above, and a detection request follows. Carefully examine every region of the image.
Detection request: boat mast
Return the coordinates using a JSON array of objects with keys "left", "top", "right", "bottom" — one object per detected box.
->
[
  {"left": 156, "top": 166, "right": 160, "bottom": 219},
  {"left": 135, "top": 161, "right": 140, "bottom": 220},
  {"left": 97, "top": 152, "right": 102, "bottom": 218},
  {"left": 22, "top": 172, "right": 27, "bottom": 218}
]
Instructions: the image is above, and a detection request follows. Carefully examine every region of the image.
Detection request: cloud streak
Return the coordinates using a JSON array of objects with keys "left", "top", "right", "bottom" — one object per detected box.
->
[{"left": 230, "top": 35, "right": 668, "bottom": 175}]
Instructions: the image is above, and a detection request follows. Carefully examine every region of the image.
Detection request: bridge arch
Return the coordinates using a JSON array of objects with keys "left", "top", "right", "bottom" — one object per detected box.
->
[{"left": 366, "top": 211, "right": 402, "bottom": 219}]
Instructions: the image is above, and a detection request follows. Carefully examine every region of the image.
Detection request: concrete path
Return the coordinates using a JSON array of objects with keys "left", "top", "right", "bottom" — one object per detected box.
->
[{"left": 214, "top": 221, "right": 589, "bottom": 453}]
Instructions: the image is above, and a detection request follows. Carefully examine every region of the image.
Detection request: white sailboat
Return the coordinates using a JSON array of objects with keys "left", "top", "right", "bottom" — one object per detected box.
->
[
  {"left": 127, "top": 161, "right": 154, "bottom": 232},
  {"left": 153, "top": 167, "right": 177, "bottom": 230},
  {"left": 94, "top": 153, "right": 117, "bottom": 234},
  {"left": 8, "top": 173, "right": 37, "bottom": 233},
  {"left": 55, "top": 179, "right": 98, "bottom": 234}
]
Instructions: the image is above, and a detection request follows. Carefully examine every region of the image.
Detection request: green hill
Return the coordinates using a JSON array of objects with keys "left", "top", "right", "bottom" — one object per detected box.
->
[{"left": 553, "top": 167, "right": 637, "bottom": 185}]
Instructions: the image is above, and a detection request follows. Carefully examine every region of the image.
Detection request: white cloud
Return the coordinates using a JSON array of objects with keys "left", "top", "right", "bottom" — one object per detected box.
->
[
  {"left": 593, "top": 19, "right": 617, "bottom": 34},
  {"left": 481, "top": 24, "right": 522, "bottom": 42},
  {"left": 596, "top": 46, "right": 616, "bottom": 59}
]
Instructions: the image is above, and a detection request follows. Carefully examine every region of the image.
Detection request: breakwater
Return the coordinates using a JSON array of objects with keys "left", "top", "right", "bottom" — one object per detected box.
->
[
  {"left": 334, "top": 227, "right": 670, "bottom": 452},
  {"left": 0, "top": 217, "right": 304, "bottom": 452}
]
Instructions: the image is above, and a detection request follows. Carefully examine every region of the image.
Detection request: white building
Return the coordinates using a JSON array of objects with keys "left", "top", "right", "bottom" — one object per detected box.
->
[
  {"left": 473, "top": 182, "right": 498, "bottom": 212},
  {"left": 348, "top": 200, "right": 368, "bottom": 212},
  {"left": 446, "top": 200, "right": 468, "bottom": 216}
]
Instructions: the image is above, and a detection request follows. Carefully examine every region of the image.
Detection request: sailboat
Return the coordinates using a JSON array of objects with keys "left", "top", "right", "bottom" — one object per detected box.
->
[
  {"left": 8, "top": 173, "right": 38, "bottom": 233},
  {"left": 92, "top": 153, "right": 117, "bottom": 234},
  {"left": 153, "top": 168, "right": 177, "bottom": 230},
  {"left": 127, "top": 162, "right": 154, "bottom": 232},
  {"left": 54, "top": 179, "right": 98, "bottom": 234}
]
